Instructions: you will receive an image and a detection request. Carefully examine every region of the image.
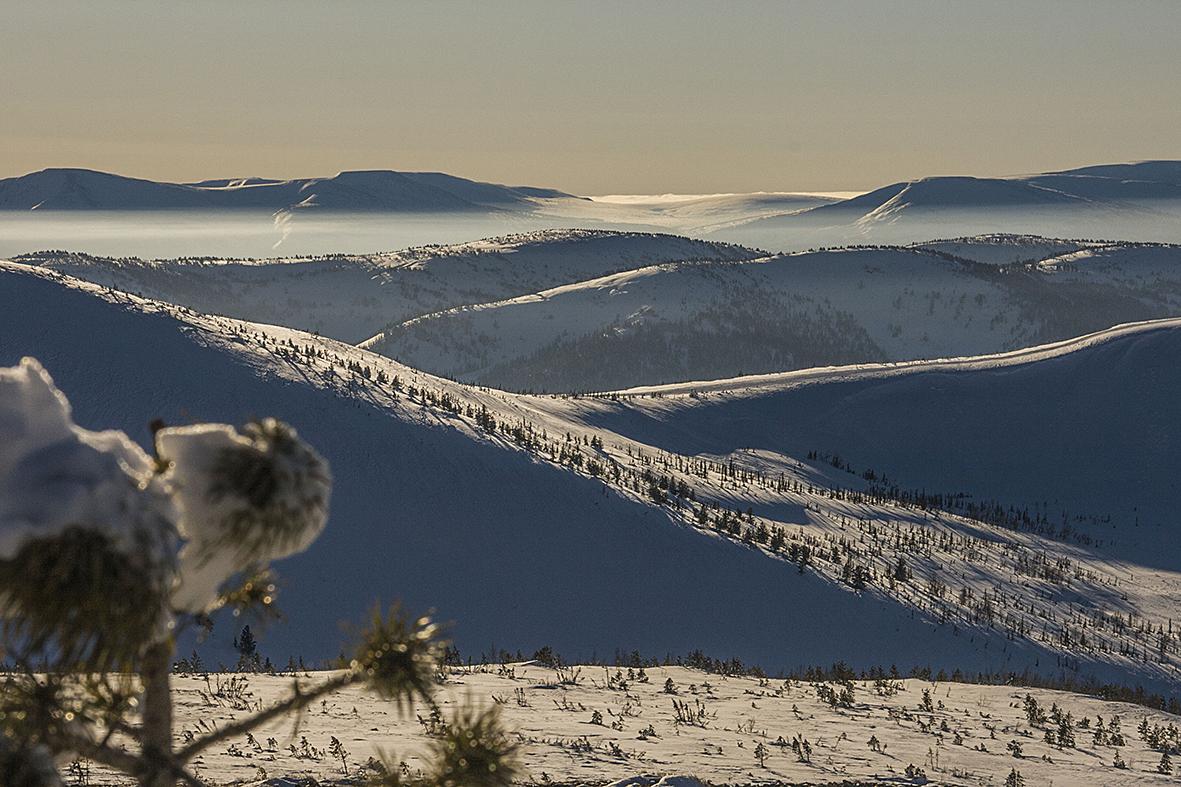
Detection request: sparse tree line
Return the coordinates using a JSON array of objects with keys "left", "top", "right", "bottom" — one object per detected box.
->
[{"left": 126, "top": 316, "right": 1180, "bottom": 711}]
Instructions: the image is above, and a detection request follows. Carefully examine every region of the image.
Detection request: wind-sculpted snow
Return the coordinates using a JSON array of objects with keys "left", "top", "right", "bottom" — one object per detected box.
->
[
  {"left": 20, "top": 230, "right": 761, "bottom": 343},
  {"left": 3, "top": 260, "right": 1181, "bottom": 700},
  {"left": 373, "top": 239, "right": 1181, "bottom": 392}
]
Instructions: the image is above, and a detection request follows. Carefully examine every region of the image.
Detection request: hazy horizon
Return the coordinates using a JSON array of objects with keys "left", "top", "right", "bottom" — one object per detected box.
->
[{"left": 3, "top": 1, "right": 1179, "bottom": 194}]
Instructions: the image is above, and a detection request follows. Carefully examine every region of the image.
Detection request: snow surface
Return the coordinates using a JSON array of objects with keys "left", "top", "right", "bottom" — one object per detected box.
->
[
  {"left": 82, "top": 666, "right": 1181, "bottom": 786},
  {"left": 3, "top": 260, "right": 1180, "bottom": 704}
]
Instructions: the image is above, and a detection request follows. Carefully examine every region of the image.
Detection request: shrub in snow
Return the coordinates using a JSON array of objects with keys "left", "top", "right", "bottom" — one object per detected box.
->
[{"left": 0, "top": 357, "right": 516, "bottom": 787}]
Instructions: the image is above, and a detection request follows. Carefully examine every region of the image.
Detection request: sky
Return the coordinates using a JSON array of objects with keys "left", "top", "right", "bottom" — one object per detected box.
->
[{"left": 2, "top": 1, "right": 1179, "bottom": 195}]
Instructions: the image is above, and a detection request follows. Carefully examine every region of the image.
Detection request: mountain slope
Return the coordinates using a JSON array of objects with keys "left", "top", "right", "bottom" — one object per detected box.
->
[
  {"left": 553, "top": 318, "right": 1181, "bottom": 571},
  {"left": 0, "top": 167, "right": 576, "bottom": 212},
  {"left": 1027, "top": 160, "right": 1181, "bottom": 202},
  {"left": 1050, "top": 161, "right": 1181, "bottom": 183},
  {"left": 20, "top": 230, "right": 762, "bottom": 343},
  {"left": 731, "top": 175, "right": 1101, "bottom": 236},
  {"left": 712, "top": 161, "right": 1181, "bottom": 249},
  {"left": 914, "top": 234, "right": 1097, "bottom": 265},
  {"left": 370, "top": 238, "right": 1181, "bottom": 392},
  {"left": 4, "top": 260, "right": 1180, "bottom": 695},
  {"left": 812, "top": 176, "right": 1091, "bottom": 218}
]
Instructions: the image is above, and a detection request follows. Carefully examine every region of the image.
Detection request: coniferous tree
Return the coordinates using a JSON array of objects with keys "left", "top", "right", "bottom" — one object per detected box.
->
[
  {"left": 0, "top": 358, "right": 517, "bottom": 787},
  {"left": 234, "top": 625, "right": 260, "bottom": 672}
]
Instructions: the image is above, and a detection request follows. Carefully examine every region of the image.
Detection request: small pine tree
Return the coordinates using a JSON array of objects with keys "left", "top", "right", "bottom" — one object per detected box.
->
[
  {"left": 1005, "top": 767, "right": 1025, "bottom": 787},
  {"left": 1160, "top": 752, "right": 1174, "bottom": 775},
  {"left": 0, "top": 359, "right": 518, "bottom": 787},
  {"left": 1023, "top": 694, "right": 1046, "bottom": 727},
  {"left": 234, "top": 625, "right": 261, "bottom": 672}
]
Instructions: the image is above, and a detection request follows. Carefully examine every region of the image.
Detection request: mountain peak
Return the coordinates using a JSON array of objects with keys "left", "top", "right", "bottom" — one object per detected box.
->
[{"left": 0, "top": 168, "right": 575, "bottom": 212}]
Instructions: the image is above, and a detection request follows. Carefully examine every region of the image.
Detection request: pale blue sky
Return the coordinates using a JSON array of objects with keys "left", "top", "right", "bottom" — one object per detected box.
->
[{"left": 2, "top": 1, "right": 1178, "bottom": 193}]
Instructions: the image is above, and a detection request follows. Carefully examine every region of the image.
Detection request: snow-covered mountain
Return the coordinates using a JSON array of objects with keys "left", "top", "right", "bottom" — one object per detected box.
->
[
  {"left": 1027, "top": 160, "right": 1181, "bottom": 202},
  {"left": 711, "top": 161, "right": 1181, "bottom": 249},
  {"left": 809, "top": 176, "right": 1093, "bottom": 219},
  {"left": 20, "top": 230, "right": 762, "bottom": 343},
  {"left": 556, "top": 319, "right": 1181, "bottom": 569},
  {"left": 3, "top": 259, "right": 1180, "bottom": 697},
  {"left": 370, "top": 236, "right": 1181, "bottom": 392},
  {"left": 8, "top": 161, "right": 1181, "bottom": 257},
  {"left": 0, "top": 167, "right": 576, "bottom": 212}
]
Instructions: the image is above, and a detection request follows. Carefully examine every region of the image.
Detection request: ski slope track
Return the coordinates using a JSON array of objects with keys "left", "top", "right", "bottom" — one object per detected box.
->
[{"left": 2, "top": 260, "right": 1180, "bottom": 702}]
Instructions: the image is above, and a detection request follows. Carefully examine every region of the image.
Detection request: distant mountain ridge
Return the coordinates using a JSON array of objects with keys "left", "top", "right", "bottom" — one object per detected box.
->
[
  {"left": 0, "top": 167, "right": 578, "bottom": 212},
  {"left": 19, "top": 229, "right": 761, "bottom": 343},
  {"left": 816, "top": 161, "right": 1181, "bottom": 217},
  {"left": 6, "top": 160, "right": 1180, "bottom": 217},
  {"left": 716, "top": 161, "right": 1181, "bottom": 246},
  {"left": 368, "top": 235, "right": 1181, "bottom": 392}
]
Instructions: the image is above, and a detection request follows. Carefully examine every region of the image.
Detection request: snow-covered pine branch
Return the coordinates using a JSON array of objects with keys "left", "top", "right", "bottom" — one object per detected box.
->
[{"left": 0, "top": 357, "right": 516, "bottom": 787}]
